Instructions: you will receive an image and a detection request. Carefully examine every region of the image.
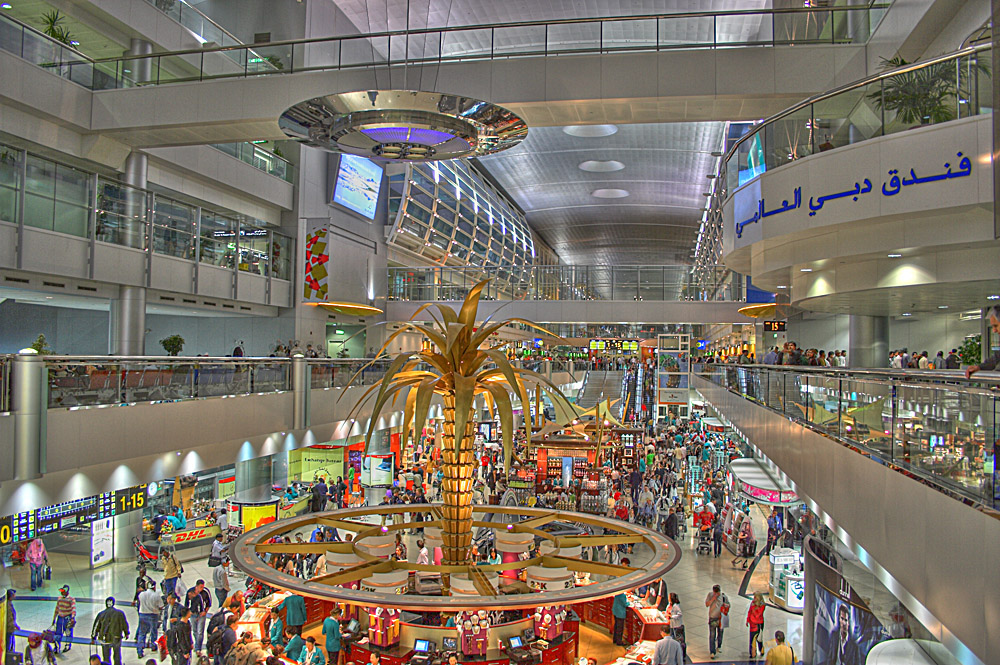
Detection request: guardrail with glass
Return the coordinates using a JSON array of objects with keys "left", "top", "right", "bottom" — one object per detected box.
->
[
  {"left": 718, "top": 43, "right": 991, "bottom": 196},
  {"left": 0, "top": 141, "right": 293, "bottom": 281},
  {"left": 5, "top": 3, "right": 889, "bottom": 91},
  {"left": 698, "top": 364, "right": 1000, "bottom": 509},
  {"left": 387, "top": 265, "right": 741, "bottom": 302},
  {"left": 43, "top": 357, "right": 394, "bottom": 408}
]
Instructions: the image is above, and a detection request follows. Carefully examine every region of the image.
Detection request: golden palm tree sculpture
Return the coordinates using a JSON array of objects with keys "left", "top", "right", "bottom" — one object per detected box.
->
[{"left": 345, "top": 280, "right": 571, "bottom": 566}]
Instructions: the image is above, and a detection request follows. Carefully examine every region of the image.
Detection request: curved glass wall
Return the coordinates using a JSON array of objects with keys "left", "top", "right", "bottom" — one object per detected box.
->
[{"left": 388, "top": 160, "right": 535, "bottom": 290}]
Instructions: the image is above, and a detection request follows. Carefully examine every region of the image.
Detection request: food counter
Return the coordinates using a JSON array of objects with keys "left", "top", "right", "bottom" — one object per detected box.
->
[{"left": 235, "top": 591, "right": 337, "bottom": 643}]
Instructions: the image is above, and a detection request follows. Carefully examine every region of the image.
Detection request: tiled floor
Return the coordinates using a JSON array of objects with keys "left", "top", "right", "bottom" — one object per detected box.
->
[{"left": 0, "top": 507, "right": 803, "bottom": 664}]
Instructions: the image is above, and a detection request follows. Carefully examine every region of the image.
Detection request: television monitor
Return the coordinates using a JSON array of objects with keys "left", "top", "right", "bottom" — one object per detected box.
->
[
  {"left": 508, "top": 636, "right": 523, "bottom": 650},
  {"left": 414, "top": 639, "right": 434, "bottom": 653},
  {"left": 522, "top": 628, "right": 534, "bottom": 643},
  {"left": 345, "top": 619, "right": 360, "bottom": 634},
  {"left": 442, "top": 637, "right": 457, "bottom": 651},
  {"left": 332, "top": 154, "right": 384, "bottom": 219}
]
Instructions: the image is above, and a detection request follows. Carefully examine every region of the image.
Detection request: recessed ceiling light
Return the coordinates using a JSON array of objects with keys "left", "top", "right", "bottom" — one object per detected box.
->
[
  {"left": 776, "top": 285, "right": 787, "bottom": 289},
  {"left": 902, "top": 312, "right": 912, "bottom": 317},
  {"left": 70, "top": 40, "right": 80, "bottom": 46},
  {"left": 578, "top": 160, "right": 625, "bottom": 173},
  {"left": 0, "top": 4, "right": 11, "bottom": 9},
  {"left": 888, "top": 253, "right": 902, "bottom": 258},
  {"left": 800, "top": 268, "right": 812, "bottom": 272},
  {"left": 562, "top": 124, "right": 618, "bottom": 138},
  {"left": 988, "top": 295, "right": 1000, "bottom": 300},
  {"left": 938, "top": 305, "right": 949, "bottom": 309},
  {"left": 591, "top": 188, "right": 629, "bottom": 199}
]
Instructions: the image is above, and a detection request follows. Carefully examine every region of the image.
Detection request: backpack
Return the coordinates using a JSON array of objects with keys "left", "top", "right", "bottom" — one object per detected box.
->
[
  {"left": 207, "top": 611, "right": 230, "bottom": 636},
  {"left": 224, "top": 643, "right": 251, "bottom": 665},
  {"left": 166, "top": 626, "right": 180, "bottom": 654},
  {"left": 206, "top": 627, "right": 225, "bottom": 657}
]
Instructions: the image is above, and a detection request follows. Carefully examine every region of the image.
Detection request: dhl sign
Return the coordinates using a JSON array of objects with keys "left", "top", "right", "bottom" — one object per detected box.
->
[{"left": 170, "top": 525, "right": 221, "bottom": 544}]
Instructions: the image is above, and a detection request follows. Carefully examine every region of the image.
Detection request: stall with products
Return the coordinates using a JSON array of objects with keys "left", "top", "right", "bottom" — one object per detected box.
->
[{"left": 228, "top": 505, "right": 681, "bottom": 665}]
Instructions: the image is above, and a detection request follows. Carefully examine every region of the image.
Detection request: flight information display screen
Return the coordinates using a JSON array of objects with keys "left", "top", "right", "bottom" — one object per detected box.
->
[
  {"left": 0, "top": 483, "right": 147, "bottom": 544},
  {"left": 332, "top": 154, "right": 383, "bottom": 219}
]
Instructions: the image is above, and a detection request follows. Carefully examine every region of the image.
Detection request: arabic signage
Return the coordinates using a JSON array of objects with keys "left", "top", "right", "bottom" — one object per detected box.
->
[{"left": 736, "top": 152, "right": 973, "bottom": 239}]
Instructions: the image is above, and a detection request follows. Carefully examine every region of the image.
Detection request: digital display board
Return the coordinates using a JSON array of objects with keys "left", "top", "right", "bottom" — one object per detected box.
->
[
  {"left": 589, "top": 339, "right": 640, "bottom": 352},
  {"left": 332, "top": 154, "right": 383, "bottom": 219},
  {"left": 0, "top": 483, "right": 148, "bottom": 544},
  {"left": 764, "top": 321, "right": 786, "bottom": 332}
]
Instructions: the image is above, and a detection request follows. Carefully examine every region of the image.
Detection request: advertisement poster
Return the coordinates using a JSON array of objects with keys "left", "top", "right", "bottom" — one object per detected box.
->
[
  {"left": 366, "top": 454, "right": 394, "bottom": 487},
  {"left": 218, "top": 475, "right": 236, "bottom": 502},
  {"left": 90, "top": 518, "right": 114, "bottom": 568},
  {"left": 240, "top": 504, "right": 277, "bottom": 531},
  {"left": 303, "top": 220, "right": 330, "bottom": 302},
  {"left": 658, "top": 351, "right": 689, "bottom": 389},
  {"left": 813, "top": 583, "right": 888, "bottom": 665}
]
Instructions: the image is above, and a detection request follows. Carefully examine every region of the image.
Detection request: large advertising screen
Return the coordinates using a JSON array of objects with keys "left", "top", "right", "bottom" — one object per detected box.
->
[
  {"left": 332, "top": 154, "right": 383, "bottom": 219},
  {"left": 813, "top": 583, "right": 888, "bottom": 665}
]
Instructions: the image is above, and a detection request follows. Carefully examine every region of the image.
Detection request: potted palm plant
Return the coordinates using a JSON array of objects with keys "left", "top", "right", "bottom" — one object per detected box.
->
[
  {"left": 868, "top": 54, "right": 989, "bottom": 126},
  {"left": 159, "top": 334, "right": 185, "bottom": 356},
  {"left": 347, "top": 280, "right": 569, "bottom": 568}
]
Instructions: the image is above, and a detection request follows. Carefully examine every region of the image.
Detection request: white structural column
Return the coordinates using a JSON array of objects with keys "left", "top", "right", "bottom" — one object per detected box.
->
[
  {"left": 848, "top": 315, "right": 889, "bottom": 368},
  {"left": 12, "top": 351, "right": 46, "bottom": 480}
]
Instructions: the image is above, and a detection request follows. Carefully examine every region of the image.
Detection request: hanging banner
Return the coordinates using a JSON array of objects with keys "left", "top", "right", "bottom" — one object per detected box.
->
[{"left": 303, "top": 220, "right": 330, "bottom": 302}]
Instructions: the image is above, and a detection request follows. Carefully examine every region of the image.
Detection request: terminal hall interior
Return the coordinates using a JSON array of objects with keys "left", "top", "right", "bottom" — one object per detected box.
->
[{"left": 0, "top": 2, "right": 997, "bottom": 665}]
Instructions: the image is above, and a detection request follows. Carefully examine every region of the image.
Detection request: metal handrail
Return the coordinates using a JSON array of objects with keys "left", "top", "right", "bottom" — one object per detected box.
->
[
  {"left": 717, "top": 42, "right": 991, "bottom": 180},
  {"left": 0, "top": 11, "right": 93, "bottom": 61},
  {"left": 147, "top": 0, "right": 247, "bottom": 50},
  {"left": 727, "top": 362, "right": 1000, "bottom": 384},
  {"left": 85, "top": 3, "right": 888, "bottom": 65}
]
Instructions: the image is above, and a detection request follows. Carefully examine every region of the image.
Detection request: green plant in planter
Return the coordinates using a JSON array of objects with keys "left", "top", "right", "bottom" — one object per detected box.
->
[
  {"left": 160, "top": 334, "right": 185, "bottom": 356},
  {"left": 40, "top": 10, "right": 74, "bottom": 46},
  {"left": 868, "top": 55, "right": 990, "bottom": 126},
  {"left": 29, "top": 334, "right": 54, "bottom": 355},
  {"left": 958, "top": 334, "right": 981, "bottom": 366},
  {"left": 263, "top": 55, "right": 284, "bottom": 70}
]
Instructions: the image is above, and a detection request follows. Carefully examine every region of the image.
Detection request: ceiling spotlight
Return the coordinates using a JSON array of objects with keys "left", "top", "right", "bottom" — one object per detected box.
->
[
  {"left": 887, "top": 253, "right": 902, "bottom": 258},
  {"left": 0, "top": 4, "right": 11, "bottom": 9},
  {"left": 776, "top": 285, "right": 787, "bottom": 289},
  {"left": 902, "top": 313, "right": 912, "bottom": 317},
  {"left": 938, "top": 305, "right": 949, "bottom": 309},
  {"left": 988, "top": 295, "right": 1000, "bottom": 300},
  {"left": 800, "top": 268, "right": 813, "bottom": 272}
]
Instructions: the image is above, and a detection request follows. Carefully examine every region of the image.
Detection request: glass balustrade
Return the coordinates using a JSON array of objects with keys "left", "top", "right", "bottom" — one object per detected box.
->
[
  {"left": 698, "top": 365, "right": 999, "bottom": 509},
  {"left": 0, "top": 5, "right": 890, "bottom": 91},
  {"left": 387, "top": 265, "right": 739, "bottom": 301}
]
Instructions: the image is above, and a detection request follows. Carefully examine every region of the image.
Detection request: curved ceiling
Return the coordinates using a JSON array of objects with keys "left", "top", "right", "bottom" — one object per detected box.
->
[{"left": 478, "top": 122, "right": 725, "bottom": 265}]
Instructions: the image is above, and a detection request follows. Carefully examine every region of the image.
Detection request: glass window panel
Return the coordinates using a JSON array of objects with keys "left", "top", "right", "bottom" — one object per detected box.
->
[
  {"left": 272, "top": 233, "right": 291, "bottom": 280},
  {"left": 0, "top": 184, "right": 16, "bottom": 224},
  {"left": 429, "top": 232, "right": 448, "bottom": 249},
  {"left": 25, "top": 156, "right": 55, "bottom": 197},
  {"left": 432, "top": 218, "right": 452, "bottom": 235},
  {"left": 454, "top": 232, "right": 471, "bottom": 248},
  {"left": 412, "top": 190, "right": 434, "bottom": 209},
  {"left": 23, "top": 192, "right": 54, "bottom": 230},
  {"left": 54, "top": 164, "right": 89, "bottom": 205},
  {"left": 439, "top": 189, "right": 457, "bottom": 209},
  {"left": 53, "top": 201, "right": 88, "bottom": 237},
  {"left": 412, "top": 170, "right": 434, "bottom": 192},
  {"left": 409, "top": 205, "right": 431, "bottom": 224},
  {"left": 457, "top": 219, "right": 473, "bottom": 234},
  {"left": 436, "top": 206, "right": 455, "bottom": 223}
]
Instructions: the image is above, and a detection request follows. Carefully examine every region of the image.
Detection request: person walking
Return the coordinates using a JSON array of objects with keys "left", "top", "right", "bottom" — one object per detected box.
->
[
  {"left": 218, "top": 616, "right": 238, "bottom": 665},
  {"left": 666, "top": 593, "right": 685, "bottom": 661},
  {"left": 25, "top": 538, "right": 47, "bottom": 591},
  {"left": 51, "top": 584, "right": 76, "bottom": 653},
  {"left": 712, "top": 517, "right": 723, "bottom": 558},
  {"left": 163, "top": 593, "right": 183, "bottom": 635},
  {"left": 612, "top": 591, "right": 628, "bottom": 646},
  {"left": 651, "top": 626, "right": 683, "bottom": 665},
  {"left": 747, "top": 593, "right": 766, "bottom": 659},
  {"left": 162, "top": 551, "right": 182, "bottom": 599},
  {"left": 91, "top": 597, "right": 130, "bottom": 665},
  {"left": 167, "top": 607, "right": 193, "bottom": 665},
  {"left": 185, "top": 580, "right": 212, "bottom": 655},
  {"left": 136, "top": 581, "right": 164, "bottom": 659},
  {"left": 765, "top": 631, "right": 796, "bottom": 665},
  {"left": 213, "top": 560, "right": 231, "bottom": 608},
  {"left": 705, "top": 584, "right": 730, "bottom": 659}
]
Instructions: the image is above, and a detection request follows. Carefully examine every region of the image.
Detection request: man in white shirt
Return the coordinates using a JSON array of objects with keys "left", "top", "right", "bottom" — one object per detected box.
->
[
  {"left": 415, "top": 540, "right": 430, "bottom": 565},
  {"left": 136, "top": 581, "right": 164, "bottom": 659},
  {"left": 652, "top": 626, "right": 683, "bottom": 665}
]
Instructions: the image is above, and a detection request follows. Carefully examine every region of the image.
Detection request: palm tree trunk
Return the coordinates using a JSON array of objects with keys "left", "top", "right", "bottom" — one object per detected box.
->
[{"left": 440, "top": 394, "right": 476, "bottom": 568}]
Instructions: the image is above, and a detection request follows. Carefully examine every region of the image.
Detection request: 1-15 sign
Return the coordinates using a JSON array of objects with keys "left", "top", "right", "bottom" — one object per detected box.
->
[{"left": 115, "top": 484, "right": 148, "bottom": 513}]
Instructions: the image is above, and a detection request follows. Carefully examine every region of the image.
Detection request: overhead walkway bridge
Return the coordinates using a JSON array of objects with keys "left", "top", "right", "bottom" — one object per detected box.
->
[
  {"left": 0, "top": 6, "right": 881, "bottom": 146},
  {"left": 385, "top": 265, "right": 757, "bottom": 325},
  {"left": 694, "top": 365, "right": 1000, "bottom": 665}
]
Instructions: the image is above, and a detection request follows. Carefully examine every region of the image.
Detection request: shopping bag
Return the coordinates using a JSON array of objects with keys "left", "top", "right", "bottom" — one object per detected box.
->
[
  {"left": 720, "top": 613, "right": 730, "bottom": 629},
  {"left": 174, "top": 577, "right": 187, "bottom": 600},
  {"left": 44, "top": 564, "right": 51, "bottom": 580}
]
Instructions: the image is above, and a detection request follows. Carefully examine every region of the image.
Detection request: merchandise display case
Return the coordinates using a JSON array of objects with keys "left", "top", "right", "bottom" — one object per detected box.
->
[{"left": 768, "top": 547, "right": 804, "bottom": 612}]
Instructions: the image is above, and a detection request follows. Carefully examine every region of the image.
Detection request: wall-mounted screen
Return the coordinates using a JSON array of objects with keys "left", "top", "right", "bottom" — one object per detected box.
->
[{"left": 332, "top": 154, "right": 383, "bottom": 219}]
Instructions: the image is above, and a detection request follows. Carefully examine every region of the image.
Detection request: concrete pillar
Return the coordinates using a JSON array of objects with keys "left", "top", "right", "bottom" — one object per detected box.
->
[
  {"left": 292, "top": 354, "right": 309, "bottom": 429},
  {"left": 12, "top": 350, "right": 46, "bottom": 480},
  {"left": 113, "top": 510, "right": 143, "bottom": 562},
  {"left": 109, "top": 285, "right": 147, "bottom": 355},
  {"left": 235, "top": 457, "right": 273, "bottom": 502},
  {"left": 993, "top": 0, "right": 999, "bottom": 239},
  {"left": 127, "top": 38, "right": 153, "bottom": 84},
  {"left": 848, "top": 315, "right": 889, "bottom": 368},
  {"left": 122, "top": 150, "right": 147, "bottom": 250}
]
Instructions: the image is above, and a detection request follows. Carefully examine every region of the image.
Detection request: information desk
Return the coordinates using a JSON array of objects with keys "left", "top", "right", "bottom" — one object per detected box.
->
[
  {"left": 235, "top": 591, "right": 336, "bottom": 642},
  {"left": 348, "top": 631, "right": 578, "bottom": 665}
]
